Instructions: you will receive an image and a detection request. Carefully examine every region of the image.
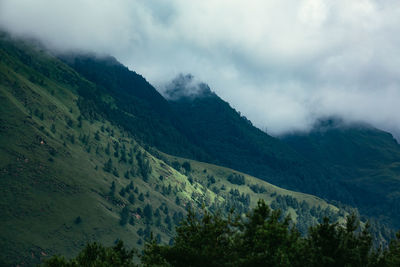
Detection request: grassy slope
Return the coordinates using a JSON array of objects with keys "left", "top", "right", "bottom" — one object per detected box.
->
[
  {"left": 164, "top": 154, "right": 344, "bottom": 222},
  {"left": 0, "top": 36, "right": 346, "bottom": 265}
]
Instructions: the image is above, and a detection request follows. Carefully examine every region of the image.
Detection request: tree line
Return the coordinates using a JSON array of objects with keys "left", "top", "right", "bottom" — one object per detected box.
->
[{"left": 43, "top": 200, "right": 400, "bottom": 266}]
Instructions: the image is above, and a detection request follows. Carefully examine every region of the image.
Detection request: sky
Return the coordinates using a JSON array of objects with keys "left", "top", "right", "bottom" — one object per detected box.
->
[{"left": 1, "top": 0, "right": 400, "bottom": 138}]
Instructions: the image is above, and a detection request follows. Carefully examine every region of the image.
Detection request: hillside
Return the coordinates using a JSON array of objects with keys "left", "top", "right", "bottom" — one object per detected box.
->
[
  {"left": 60, "top": 59, "right": 348, "bottom": 204},
  {"left": 60, "top": 42, "right": 400, "bottom": 231},
  {"left": 283, "top": 118, "right": 400, "bottom": 229},
  {"left": 58, "top": 54, "right": 210, "bottom": 161},
  {"left": 162, "top": 76, "right": 400, "bottom": 236},
  {"left": 164, "top": 75, "right": 350, "bottom": 202},
  {"left": 0, "top": 34, "right": 348, "bottom": 266}
]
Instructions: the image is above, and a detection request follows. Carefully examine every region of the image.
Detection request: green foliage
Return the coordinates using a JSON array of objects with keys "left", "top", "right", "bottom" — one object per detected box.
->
[
  {"left": 182, "top": 161, "right": 191, "bottom": 173},
  {"left": 113, "top": 167, "right": 120, "bottom": 177},
  {"left": 110, "top": 181, "right": 116, "bottom": 196},
  {"left": 61, "top": 54, "right": 209, "bottom": 161},
  {"left": 74, "top": 216, "right": 82, "bottom": 224},
  {"left": 40, "top": 203, "right": 400, "bottom": 267},
  {"left": 249, "top": 183, "right": 267, "bottom": 194},
  {"left": 306, "top": 215, "right": 376, "bottom": 267},
  {"left": 171, "top": 161, "right": 181, "bottom": 171},
  {"left": 105, "top": 143, "right": 111, "bottom": 155},
  {"left": 94, "top": 130, "right": 100, "bottom": 141},
  {"left": 136, "top": 151, "right": 151, "bottom": 181},
  {"left": 143, "top": 204, "right": 153, "bottom": 223},
  {"left": 138, "top": 193, "right": 145, "bottom": 202},
  {"left": 103, "top": 158, "right": 113, "bottom": 173},
  {"left": 1, "top": 34, "right": 396, "bottom": 265},
  {"left": 128, "top": 194, "right": 135, "bottom": 204},
  {"left": 43, "top": 240, "right": 137, "bottom": 267},
  {"left": 283, "top": 121, "right": 400, "bottom": 229},
  {"left": 227, "top": 173, "right": 245, "bottom": 185},
  {"left": 119, "top": 188, "right": 126, "bottom": 197},
  {"left": 50, "top": 123, "right": 56, "bottom": 134},
  {"left": 383, "top": 232, "right": 400, "bottom": 266},
  {"left": 120, "top": 206, "right": 130, "bottom": 226},
  {"left": 142, "top": 200, "right": 400, "bottom": 267}
]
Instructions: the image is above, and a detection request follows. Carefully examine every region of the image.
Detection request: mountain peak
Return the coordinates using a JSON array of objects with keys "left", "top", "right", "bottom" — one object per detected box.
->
[
  {"left": 163, "top": 74, "right": 215, "bottom": 101},
  {"left": 310, "top": 116, "right": 377, "bottom": 134}
]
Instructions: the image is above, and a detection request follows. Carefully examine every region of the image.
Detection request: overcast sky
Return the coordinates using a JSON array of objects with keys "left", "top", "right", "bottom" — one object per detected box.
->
[{"left": 1, "top": 0, "right": 400, "bottom": 138}]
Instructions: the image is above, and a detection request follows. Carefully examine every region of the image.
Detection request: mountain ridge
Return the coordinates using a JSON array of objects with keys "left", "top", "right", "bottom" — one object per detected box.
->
[
  {"left": 0, "top": 33, "right": 354, "bottom": 266},
  {"left": 52, "top": 35, "right": 400, "bottom": 231}
]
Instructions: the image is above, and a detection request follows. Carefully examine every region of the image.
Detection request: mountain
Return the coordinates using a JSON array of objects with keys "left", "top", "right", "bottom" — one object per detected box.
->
[
  {"left": 163, "top": 75, "right": 400, "bottom": 233},
  {"left": 282, "top": 118, "right": 400, "bottom": 229},
  {"left": 164, "top": 75, "right": 356, "bottom": 202},
  {"left": 58, "top": 54, "right": 210, "bottom": 161},
  {"left": 60, "top": 54, "right": 355, "bottom": 203},
  {"left": 0, "top": 33, "right": 347, "bottom": 265}
]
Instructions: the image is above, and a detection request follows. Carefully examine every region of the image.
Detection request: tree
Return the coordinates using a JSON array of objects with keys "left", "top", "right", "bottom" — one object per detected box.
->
[
  {"left": 381, "top": 231, "right": 400, "bottom": 266},
  {"left": 94, "top": 131, "right": 100, "bottom": 141},
  {"left": 44, "top": 201, "right": 396, "bottom": 267},
  {"left": 138, "top": 193, "right": 145, "bottom": 201},
  {"left": 110, "top": 181, "right": 116, "bottom": 196},
  {"left": 120, "top": 206, "right": 130, "bottom": 225},
  {"left": 119, "top": 188, "right": 126, "bottom": 197},
  {"left": 50, "top": 123, "right": 56, "bottom": 134},
  {"left": 175, "top": 196, "right": 181, "bottom": 206},
  {"left": 171, "top": 161, "right": 180, "bottom": 171},
  {"left": 136, "top": 151, "right": 152, "bottom": 181},
  {"left": 113, "top": 167, "right": 119, "bottom": 177},
  {"left": 143, "top": 204, "right": 153, "bottom": 223},
  {"left": 128, "top": 194, "right": 135, "bottom": 204},
  {"left": 142, "top": 200, "right": 382, "bottom": 267},
  {"left": 103, "top": 158, "right": 113, "bottom": 173},
  {"left": 182, "top": 161, "right": 191, "bottom": 173},
  {"left": 305, "top": 214, "right": 376, "bottom": 267},
  {"left": 227, "top": 173, "right": 245, "bottom": 185},
  {"left": 105, "top": 143, "right": 111, "bottom": 155},
  {"left": 143, "top": 207, "right": 238, "bottom": 266},
  {"left": 74, "top": 216, "right": 82, "bottom": 224},
  {"left": 43, "top": 240, "right": 137, "bottom": 267}
]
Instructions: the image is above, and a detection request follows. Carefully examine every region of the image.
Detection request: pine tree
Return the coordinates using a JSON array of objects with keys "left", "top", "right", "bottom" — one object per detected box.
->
[
  {"left": 120, "top": 206, "right": 129, "bottom": 225},
  {"left": 103, "top": 158, "right": 113, "bottom": 172}
]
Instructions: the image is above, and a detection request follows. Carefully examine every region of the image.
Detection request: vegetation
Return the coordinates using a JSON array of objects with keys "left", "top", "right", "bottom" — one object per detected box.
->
[
  {"left": 44, "top": 201, "right": 400, "bottom": 266},
  {"left": 227, "top": 173, "right": 246, "bottom": 185},
  {"left": 144, "top": 200, "right": 400, "bottom": 266},
  {"left": 61, "top": 32, "right": 400, "bottom": 238},
  {"left": 1, "top": 32, "right": 398, "bottom": 265},
  {"left": 283, "top": 118, "right": 400, "bottom": 230},
  {"left": 42, "top": 240, "right": 136, "bottom": 267}
]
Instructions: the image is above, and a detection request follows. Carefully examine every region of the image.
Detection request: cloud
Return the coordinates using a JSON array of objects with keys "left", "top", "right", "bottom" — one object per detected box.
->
[
  {"left": 162, "top": 74, "right": 213, "bottom": 100},
  {"left": 1, "top": 0, "right": 400, "bottom": 138}
]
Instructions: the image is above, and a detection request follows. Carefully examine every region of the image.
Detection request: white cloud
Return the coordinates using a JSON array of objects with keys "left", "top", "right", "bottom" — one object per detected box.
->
[{"left": 1, "top": 0, "right": 400, "bottom": 138}]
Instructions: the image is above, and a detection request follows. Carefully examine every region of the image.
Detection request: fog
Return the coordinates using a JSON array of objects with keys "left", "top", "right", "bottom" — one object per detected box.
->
[{"left": 1, "top": 0, "right": 400, "bottom": 138}]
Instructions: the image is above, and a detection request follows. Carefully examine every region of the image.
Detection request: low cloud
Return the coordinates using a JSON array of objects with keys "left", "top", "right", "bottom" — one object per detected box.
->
[
  {"left": 162, "top": 74, "right": 213, "bottom": 100},
  {"left": 1, "top": 0, "right": 400, "bottom": 138}
]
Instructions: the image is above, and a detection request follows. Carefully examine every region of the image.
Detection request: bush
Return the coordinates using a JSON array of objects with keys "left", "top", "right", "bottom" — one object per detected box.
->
[
  {"left": 182, "top": 161, "right": 191, "bottom": 173},
  {"left": 227, "top": 173, "right": 245, "bottom": 185},
  {"left": 74, "top": 216, "right": 82, "bottom": 224},
  {"left": 43, "top": 240, "right": 136, "bottom": 266}
]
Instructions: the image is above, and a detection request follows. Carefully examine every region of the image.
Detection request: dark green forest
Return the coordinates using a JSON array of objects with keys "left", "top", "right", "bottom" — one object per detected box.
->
[{"left": 44, "top": 201, "right": 400, "bottom": 267}]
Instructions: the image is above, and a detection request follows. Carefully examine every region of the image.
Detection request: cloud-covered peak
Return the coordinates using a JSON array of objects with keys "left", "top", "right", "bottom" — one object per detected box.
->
[
  {"left": 162, "top": 74, "right": 214, "bottom": 101},
  {"left": 1, "top": 0, "right": 400, "bottom": 139}
]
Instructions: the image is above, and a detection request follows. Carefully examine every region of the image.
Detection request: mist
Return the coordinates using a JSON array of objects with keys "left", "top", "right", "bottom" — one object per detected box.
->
[{"left": 1, "top": 0, "right": 400, "bottom": 138}]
